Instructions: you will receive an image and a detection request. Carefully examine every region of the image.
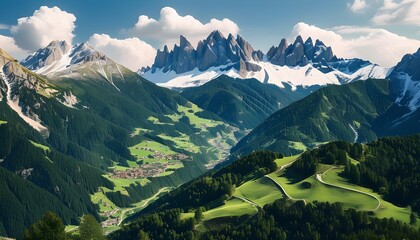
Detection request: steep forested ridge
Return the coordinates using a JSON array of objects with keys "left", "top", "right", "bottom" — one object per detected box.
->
[
  {"left": 232, "top": 79, "right": 395, "bottom": 156},
  {"left": 181, "top": 75, "right": 312, "bottom": 129}
]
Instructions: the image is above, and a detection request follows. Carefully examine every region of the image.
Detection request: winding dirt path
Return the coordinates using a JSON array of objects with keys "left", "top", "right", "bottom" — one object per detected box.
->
[
  {"left": 264, "top": 175, "right": 307, "bottom": 205},
  {"left": 233, "top": 195, "right": 261, "bottom": 209},
  {"left": 316, "top": 167, "right": 381, "bottom": 211}
]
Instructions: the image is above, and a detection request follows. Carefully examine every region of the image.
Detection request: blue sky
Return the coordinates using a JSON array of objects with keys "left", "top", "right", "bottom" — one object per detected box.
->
[{"left": 0, "top": 0, "right": 419, "bottom": 69}]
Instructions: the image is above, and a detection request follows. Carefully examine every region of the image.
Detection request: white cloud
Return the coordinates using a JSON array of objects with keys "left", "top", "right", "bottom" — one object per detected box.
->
[
  {"left": 0, "top": 35, "right": 29, "bottom": 60},
  {"left": 10, "top": 6, "right": 76, "bottom": 51},
  {"left": 290, "top": 22, "right": 420, "bottom": 67},
  {"left": 88, "top": 34, "right": 156, "bottom": 71},
  {"left": 0, "top": 24, "right": 9, "bottom": 30},
  {"left": 348, "top": 0, "right": 369, "bottom": 12},
  {"left": 372, "top": 0, "right": 420, "bottom": 26},
  {"left": 126, "top": 7, "right": 239, "bottom": 48}
]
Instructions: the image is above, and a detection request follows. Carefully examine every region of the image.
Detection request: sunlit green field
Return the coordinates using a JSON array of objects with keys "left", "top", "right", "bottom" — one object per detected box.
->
[
  {"left": 322, "top": 167, "right": 419, "bottom": 226},
  {"left": 235, "top": 177, "right": 284, "bottom": 206},
  {"left": 268, "top": 169, "right": 379, "bottom": 211},
  {"left": 181, "top": 197, "right": 258, "bottom": 221}
]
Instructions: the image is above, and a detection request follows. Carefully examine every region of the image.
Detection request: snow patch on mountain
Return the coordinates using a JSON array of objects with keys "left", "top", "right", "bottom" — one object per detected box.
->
[
  {"left": 144, "top": 61, "right": 390, "bottom": 90},
  {"left": 142, "top": 64, "right": 238, "bottom": 88},
  {"left": 35, "top": 52, "right": 73, "bottom": 75},
  {"left": 394, "top": 73, "right": 420, "bottom": 112},
  {"left": 143, "top": 33, "right": 391, "bottom": 90},
  {"left": 22, "top": 42, "right": 102, "bottom": 76},
  {"left": 0, "top": 68, "right": 48, "bottom": 133}
]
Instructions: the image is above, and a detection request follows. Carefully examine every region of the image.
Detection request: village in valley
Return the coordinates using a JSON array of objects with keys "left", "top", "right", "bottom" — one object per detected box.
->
[{"left": 109, "top": 140, "right": 190, "bottom": 179}]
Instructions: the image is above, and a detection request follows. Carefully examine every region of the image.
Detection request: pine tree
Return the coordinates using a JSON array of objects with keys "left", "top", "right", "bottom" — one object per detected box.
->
[
  {"left": 23, "top": 212, "right": 67, "bottom": 240},
  {"left": 79, "top": 214, "right": 105, "bottom": 240},
  {"left": 138, "top": 230, "right": 150, "bottom": 240},
  {"left": 410, "top": 212, "right": 417, "bottom": 225},
  {"left": 194, "top": 207, "right": 204, "bottom": 222}
]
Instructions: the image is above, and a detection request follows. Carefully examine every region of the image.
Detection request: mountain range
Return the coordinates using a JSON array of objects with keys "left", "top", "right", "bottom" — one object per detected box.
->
[
  {"left": 231, "top": 48, "right": 420, "bottom": 157},
  {"left": 141, "top": 31, "right": 390, "bottom": 90}
]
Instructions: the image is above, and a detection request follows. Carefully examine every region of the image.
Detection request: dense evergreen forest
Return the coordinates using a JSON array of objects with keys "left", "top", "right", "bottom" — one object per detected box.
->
[
  {"left": 289, "top": 135, "right": 420, "bottom": 215},
  {"left": 232, "top": 79, "right": 394, "bottom": 156}
]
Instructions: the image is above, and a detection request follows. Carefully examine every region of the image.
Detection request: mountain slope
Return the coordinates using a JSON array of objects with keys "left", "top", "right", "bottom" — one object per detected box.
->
[
  {"left": 1, "top": 44, "right": 240, "bottom": 238},
  {"left": 180, "top": 75, "right": 313, "bottom": 129},
  {"left": 374, "top": 48, "right": 420, "bottom": 136},
  {"left": 0, "top": 49, "right": 114, "bottom": 238},
  {"left": 231, "top": 79, "right": 393, "bottom": 156}
]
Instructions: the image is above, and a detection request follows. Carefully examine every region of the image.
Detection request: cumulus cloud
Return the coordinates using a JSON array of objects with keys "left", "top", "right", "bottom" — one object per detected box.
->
[
  {"left": 88, "top": 34, "right": 156, "bottom": 71},
  {"left": 0, "top": 35, "right": 29, "bottom": 60},
  {"left": 10, "top": 6, "right": 76, "bottom": 51},
  {"left": 372, "top": 0, "right": 420, "bottom": 26},
  {"left": 126, "top": 7, "right": 239, "bottom": 48},
  {"left": 348, "top": 0, "right": 369, "bottom": 12},
  {"left": 290, "top": 22, "right": 420, "bottom": 67}
]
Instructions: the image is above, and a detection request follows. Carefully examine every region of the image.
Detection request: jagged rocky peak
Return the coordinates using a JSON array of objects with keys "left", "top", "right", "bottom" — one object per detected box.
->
[
  {"left": 21, "top": 41, "right": 112, "bottom": 75},
  {"left": 152, "top": 45, "right": 170, "bottom": 69},
  {"left": 70, "top": 42, "right": 108, "bottom": 64},
  {"left": 152, "top": 35, "right": 197, "bottom": 73},
  {"left": 267, "top": 35, "right": 335, "bottom": 67},
  {"left": 174, "top": 35, "right": 197, "bottom": 73},
  {"left": 389, "top": 48, "right": 420, "bottom": 111},
  {"left": 392, "top": 48, "right": 420, "bottom": 81},
  {"left": 267, "top": 38, "right": 288, "bottom": 66},
  {"left": 149, "top": 30, "right": 262, "bottom": 74},
  {"left": 313, "top": 39, "right": 334, "bottom": 63},
  {"left": 21, "top": 40, "right": 72, "bottom": 70}
]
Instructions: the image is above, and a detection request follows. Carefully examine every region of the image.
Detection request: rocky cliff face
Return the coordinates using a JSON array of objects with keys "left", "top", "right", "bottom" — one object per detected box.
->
[
  {"left": 21, "top": 41, "right": 72, "bottom": 70},
  {"left": 146, "top": 33, "right": 340, "bottom": 78},
  {"left": 266, "top": 36, "right": 335, "bottom": 67},
  {"left": 150, "top": 31, "right": 262, "bottom": 75},
  {"left": 389, "top": 48, "right": 420, "bottom": 111},
  {"left": 21, "top": 41, "right": 109, "bottom": 75}
]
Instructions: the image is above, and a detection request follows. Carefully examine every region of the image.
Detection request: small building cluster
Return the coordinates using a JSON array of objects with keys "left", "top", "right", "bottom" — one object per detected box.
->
[{"left": 110, "top": 162, "right": 180, "bottom": 179}]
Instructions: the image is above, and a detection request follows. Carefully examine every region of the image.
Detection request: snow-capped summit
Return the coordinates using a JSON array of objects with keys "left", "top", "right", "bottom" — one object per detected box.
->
[
  {"left": 389, "top": 48, "right": 420, "bottom": 112},
  {"left": 21, "top": 41, "right": 72, "bottom": 71},
  {"left": 141, "top": 33, "right": 391, "bottom": 89},
  {"left": 21, "top": 41, "right": 109, "bottom": 76}
]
